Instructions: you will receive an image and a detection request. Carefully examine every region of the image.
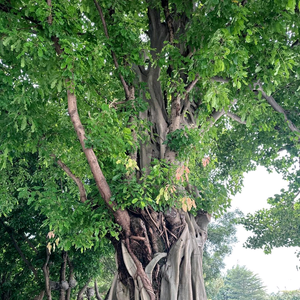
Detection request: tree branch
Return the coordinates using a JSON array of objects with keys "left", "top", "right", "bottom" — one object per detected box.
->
[
  {"left": 66, "top": 256, "right": 74, "bottom": 300},
  {"left": 48, "top": 20, "right": 132, "bottom": 236},
  {"left": 211, "top": 76, "right": 230, "bottom": 83},
  {"left": 254, "top": 82, "right": 300, "bottom": 134},
  {"left": 46, "top": 0, "right": 52, "bottom": 25},
  {"left": 77, "top": 278, "right": 92, "bottom": 300},
  {"left": 185, "top": 74, "right": 200, "bottom": 95},
  {"left": 51, "top": 154, "right": 87, "bottom": 203},
  {"left": 0, "top": 219, "right": 38, "bottom": 279},
  {"left": 59, "top": 251, "right": 67, "bottom": 300},
  {"left": 93, "top": 0, "right": 131, "bottom": 99},
  {"left": 43, "top": 247, "right": 52, "bottom": 300},
  {"left": 161, "top": 0, "right": 174, "bottom": 44},
  {"left": 200, "top": 99, "right": 239, "bottom": 135},
  {"left": 226, "top": 112, "right": 247, "bottom": 125},
  {"left": 94, "top": 280, "right": 103, "bottom": 300}
]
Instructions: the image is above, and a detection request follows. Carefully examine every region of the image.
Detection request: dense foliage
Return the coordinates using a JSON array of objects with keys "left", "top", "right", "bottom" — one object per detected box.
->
[
  {"left": 1, "top": 0, "right": 300, "bottom": 299},
  {"left": 240, "top": 174, "right": 300, "bottom": 254},
  {"left": 204, "top": 210, "right": 242, "bottom": 299}
]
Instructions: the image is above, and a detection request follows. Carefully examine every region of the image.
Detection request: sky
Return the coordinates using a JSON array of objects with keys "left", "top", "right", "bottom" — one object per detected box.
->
[{"left": 223, "top": 166, "right": 300, "bottom": 294}]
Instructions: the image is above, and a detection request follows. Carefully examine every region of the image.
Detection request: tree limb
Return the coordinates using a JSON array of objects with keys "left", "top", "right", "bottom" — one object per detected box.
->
[
  {"left": 161, "top": 0, "right": 174, "bottom": 44},
  {"left": 200, "top": 99, "right": 239, "bottom": 135},
  {"left": 77, "top": 278, "right": 92, "bottom": 300},
  {"left": 59, "top": 251, "right": 67, "bottom": 300},
  {"left": 66, "top": 256, "right": 74, "bottom": 300},
  {"left": 51, "top": 154, "right": 87, "bottom": 203},
  {"left": 226, "top": 112, "right": 247, "bottom": 125},
  {"left": 0, "top": 219, "right": 38, "bottom": 279},
  {"left": 49, "top": 23, "right": 132, "bottom": 236},
  {"left": 46, "top": 0, "right": 52, "bottom": 25},
  {"left": 23, "top": 233, "right": 39, "bottom": 254},
  {"left": 254, "top": 82, "right": 300, "bottom": 134},
  {"left": 93, "top": 0, "right": 131, "bottom": 99},
  {"left": 211, "top": 76, "right": 230, "bottom": 83},
  {"left": 43, "top": 248, "right": 52, "bottom": 300},
  {"left": 185, "top": 74, "right": 200, "bottom": 95},
  {"left": 94, "top": 280, "right": 103, "bottom": 300}
]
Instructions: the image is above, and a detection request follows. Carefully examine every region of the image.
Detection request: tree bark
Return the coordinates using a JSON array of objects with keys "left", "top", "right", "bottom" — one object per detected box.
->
[
  {"left": 66, "top": 257, "right": 74, "bottom": 300},
  {"left": 77, "top": 278, "right": 91, "bottom": 300},
  {"left": 107, "top": 211, "right": 209, "bottom": 300},
  {"left": 59, "top": 251, "right": 67, "bottom": 300},
  {"left": 42, "top": 248, "right": 52, "bottom": 300},
  {"left": 95, "top": 280, "right": 103, "bottom": 300}
]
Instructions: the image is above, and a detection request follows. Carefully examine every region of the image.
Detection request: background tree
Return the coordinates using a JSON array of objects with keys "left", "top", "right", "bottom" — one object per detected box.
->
[
  {"left": 204, "top": 210, "right": 242, "bottom": 299},
  {"left": 0, "top": 154, "right": 112, "bottom": 300},
  {"left": 1, "top": 0, "right": 300, "bottom": 300},
  {"left": 269, "top": 290, "right": 300, "bottom": 300},
  {"left": 215, "top": 265, "right": 267, "bottom": 300},
  {"left": 240, "top": 176, "right": 300, "bottom": 254}
]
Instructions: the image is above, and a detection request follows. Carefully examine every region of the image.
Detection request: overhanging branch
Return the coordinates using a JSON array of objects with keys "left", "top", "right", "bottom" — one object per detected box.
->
[
  {"left": 0, "top": 219, "right": 38, "bottom": 279},
  {"left": 51, "top": 154, "right": 87, "bottom": 203},
  {"left": 94, "top": 0, "right": 131, "bottom": 99},
  {"left": 254, "top": 82, "right": 300, "bottom": 134},
  {"left": 226, "top": 112, "right": 247, "bottom": 125}
]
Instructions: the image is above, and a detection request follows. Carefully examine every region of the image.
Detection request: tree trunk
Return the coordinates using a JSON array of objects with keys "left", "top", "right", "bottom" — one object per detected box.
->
[
  {"left": 59, "top": 251, "right": 67, "bottom": 300},
  {"left": 43, "top": 248, "right": 52, "bottom": 300},
  {"left": 66, "top": 257, "right": 74, "bottom": 300},
  {"left": 107, "top": 211, "right": 210, "bottom": 300}
]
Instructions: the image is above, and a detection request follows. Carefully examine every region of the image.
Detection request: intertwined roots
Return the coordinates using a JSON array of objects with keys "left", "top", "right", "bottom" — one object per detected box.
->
[{"left": 107, "top": 214, "right": 207, "bottom": 300}]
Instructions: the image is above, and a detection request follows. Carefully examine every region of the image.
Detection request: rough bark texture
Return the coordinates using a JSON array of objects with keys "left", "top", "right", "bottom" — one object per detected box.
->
[
  {"left": 107, "top": 212, "right": 210, "bottom": 300},
  {"left": 59, "top": 251, "right": 67, "bottom": 300}
]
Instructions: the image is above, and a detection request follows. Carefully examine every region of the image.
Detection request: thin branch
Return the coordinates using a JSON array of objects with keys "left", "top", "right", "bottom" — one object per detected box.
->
[
  {"left": 51, "top": 154, "right": 87, "bottom": 203},
  {"left": 46, "top": 0, "right": 52, "bottom": 25},
  {"left": 77, "top": 278, "right": 92, "bottom": 300},
  {"left": 93, "top": 0, "right": 131, "bottom": 99},
  {"left": 200, "top": 99, "right": 238, "bottom": 135},
  {"left": 226, "top": 112, "right": 247, "bottom": 125},
  {"left": 94, "top": 280, "right": 103, "bottom": 300},
  {"left": 50, "top": 27, "right": 132, "bottom": 237},
  {"left": 254, "top": 82, "right": 300, "bottom": 134},
  {"left": 59, "top": 251, "right": 67, "bottom": 300},
  {"left": 211, "top": 76, "right": 230, "bottom": 83},
  {"left": 0, "top": 219, "right": 38, "bottom": 279},
  {"left": 23, "top": 233, "right": 39, "bottom": 254},
  {"left": 185, "top": 74, "right": 200, "bottom": 95},
  {"left": 42, "top": 248, "right": 52, "bottom": 300},
  {"left": 161, "top": 0, "right": 174, "bottom": 44},
  {"left": 66, "top": 256, "right": 75, "bottom": 300}
]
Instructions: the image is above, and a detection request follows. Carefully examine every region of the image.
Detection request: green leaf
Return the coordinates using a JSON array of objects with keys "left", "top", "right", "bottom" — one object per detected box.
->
[
  {"left": 57, "top": 80, "right": 62, "bottom": 93},
  {"left": 38, "top": 48, "right": 43, "bottom": 57},
  {"left": 21, "top": 116, "right": 27, "bottom": 130},
  {"left": 51, "top": 79, "right": 57, "bottom": 89}
]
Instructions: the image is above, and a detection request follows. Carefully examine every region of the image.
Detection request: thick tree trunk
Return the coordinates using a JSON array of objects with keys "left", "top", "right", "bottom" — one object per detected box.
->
[{"left": 107, "top": 211, "right": 210, "bottom": 300}]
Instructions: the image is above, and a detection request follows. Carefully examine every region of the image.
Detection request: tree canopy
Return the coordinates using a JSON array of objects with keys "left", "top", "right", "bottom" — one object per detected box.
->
[{"left": 0, "top": 0, "right": 300, "bottom": 299}]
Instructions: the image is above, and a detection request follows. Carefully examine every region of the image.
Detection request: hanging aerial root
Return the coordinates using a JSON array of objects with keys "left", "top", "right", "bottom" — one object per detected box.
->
[{"left": 107, "top": 214, "right": 208, "bottom": 300}]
